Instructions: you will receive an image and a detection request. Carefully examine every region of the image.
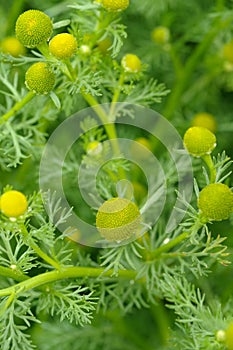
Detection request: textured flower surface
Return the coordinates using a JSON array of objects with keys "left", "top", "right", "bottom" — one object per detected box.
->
[
  {"left": 121, "top": 53, "right": 142, "bottom": 73},
  {"left": 198, "top": 183, "right": 233, "bottom": 221},
  {"left": 15, "top": 9, "right": 53, "bottom": 48},
  {"left": 25, "top": 62, "right": 55, "bottom": 95},
  {"left": 0, "top": 37, "right": 26, "bottom": 57},
  {"left": 96, "top": 197, "right": 141, "bottom": 241},
  {"left": 0, "top": 190, "right": 28, "bottom": 217},
  {"left": 102, "top": 0, "right": 129, "bottom": 12},
  {"left": 183, "top": 126, "right": 216, "bottom": 157},
  {"left": 49, "top": 33, "right": 78, "bottom": 59},
  {"left": 225, "top": 323, "right": 233, "bottom": 350}
]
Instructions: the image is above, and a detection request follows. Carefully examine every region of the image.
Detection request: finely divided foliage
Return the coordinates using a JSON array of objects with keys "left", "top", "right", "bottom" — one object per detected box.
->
[{"left": 0, "top": 0, "right": 233, "bottom": 349}]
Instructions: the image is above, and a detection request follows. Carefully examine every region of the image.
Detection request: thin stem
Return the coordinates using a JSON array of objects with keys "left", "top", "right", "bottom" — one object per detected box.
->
[
  {"left": 81, "top": 91, "right": 121, "bottom": 156},
  {"left": 0, "top": 91, "right": 35, "bottom": 124},
  {"left": 20, "top": 224, "right": 60, "bottom": 270},
  {"left": 64, "top": 59, "right": 76, "bottom": 80},
  {"left": 150, "top": 302, "right": 170, "bottom": 345},
  {"left": 148, "top": 219, "right": 203, "bottom": 260},
  {"left": 37, "top": 41, "right": 52, "bottom": 60},
  {"left": 201, "top": 154, "right": 216, "bottom": 183},
  {"left": 108, "top": 72, "right": 125, "bottom": 122},
  {"left": 149, "top": 231, "right": 190, "bottom": 259},
  {"left": 168, "top": 44, "right": 183, "bottom": 78},
  {"left": 82, "top": 91, "right": 126, "bottom": 179},
  {"left": 0, "top": 265, "right": 29, "bottom": 282},
  {"left": 0, "top": 266, "right": 140, "bottom": 297}
]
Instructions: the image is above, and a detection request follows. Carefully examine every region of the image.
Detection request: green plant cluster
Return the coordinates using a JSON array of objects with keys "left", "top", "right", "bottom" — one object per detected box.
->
[{"left": 0, "top": 0, "right": 233, "bottom": 350}]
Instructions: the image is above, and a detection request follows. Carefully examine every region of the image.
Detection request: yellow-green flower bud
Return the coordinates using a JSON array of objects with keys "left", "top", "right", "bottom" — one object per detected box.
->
[
  {"left": 0, "top": 37, "right": 26, "bottom": 57},
  {"left": 152, "top": 26, "right": 170, "bottom": 45},
  {"left": 97, "top": 37, "right": 112, "bottom": 55},
  {"left": 96, "top": 197, "right": 141, "bottom": 241},
  {"left": 191, "top": 112, "right": 217, "bottom": 133},
  {"left": 25, "top": 62, "right": 55, "bottom": 95},
  {"left": 86, "top": 141, "right": 103, "bottom": 156},
  {"left": 121, "top": 54, "right": 142, "bottom": 73},
  {"left": 102, "top": 0, "right": 129, "bottom": 12},
  {"left": 223, "top": 40, "right": 233, "bottom": 64},
  {"left": 225, "top": 323, "right": 233, "bottom": 350},
  {"left": 49, "top": 33, "right": 78, "bottom": 59},
  {"left": 15, "top": 9, "right": 53, "bottom": 48},
  {"left": 183, "top": 126, "right": 216, "bottom": 157},
  {"left": 0, "top": 190, "right": 28, "bottom": 218},
  {"left": 198, "top": 183, "right": 233, "bottom": 221}
]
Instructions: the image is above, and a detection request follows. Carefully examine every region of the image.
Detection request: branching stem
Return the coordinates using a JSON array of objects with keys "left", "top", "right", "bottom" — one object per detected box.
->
[
  {"left": 0, "top": 266, "right": 140, "bottom": 297},
  {"left": 0, "top": 91, "right": 35, "bottom": 124},
  {"left": 20, "top": 224, "right": 60, "bottom": 270},
  {"left": 201, "top": 154, "right": 216, "bottom": 183}
]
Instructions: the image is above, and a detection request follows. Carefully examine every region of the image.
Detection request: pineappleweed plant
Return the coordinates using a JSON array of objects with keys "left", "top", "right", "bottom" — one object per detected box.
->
[{"left": 0, "top": 1, "right": 233, "bottom": 349}]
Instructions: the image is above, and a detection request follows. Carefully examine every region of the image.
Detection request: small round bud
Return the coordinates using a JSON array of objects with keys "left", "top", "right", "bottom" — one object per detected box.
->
[
  {"left": 25, "top": 62, "right": 55, "bottom": 95},
  {"left": 191, "top": 112, "right": 217, "bottom": 133},
  {"left": 131, "top": 137, "right": 153, "bottom": 159},
  {"left": 86, "top": 141, "right": 103, "bottom": 156},
  {"left": 198, "top": 183, "right": 233, "bottom": 222},
  {"left": 49, "top": 33, "right": 77, "bottom": 60},
  {"left": 79, "top": 45, "right": 91, "bottom": 56},
  {"left": 0, "top": 190, "right": 28, "bottom": 218},
  {"left": 96, "top": 197, "right": 141, "bottom": 241},
  {"left": 183, "top": 126, "right": 216, "bottom": 157},
  {"left": 15, "top": 10, "right": 53, "bottom": 48},
  {"left": 225, "top": 323, "right": 233, "bottom": 349},
  {"left": 216, "top": 330, "right": 226, "bottom": 343},
  {"left": 223, "top": 41, "right": 233, "bottom": 64},
  {"left": 97, "top": 37, "right": 112, "bottom": 55},
  {"left": 102, "top": 0, "right": 129, "bottom": 12},
  {"left": 0, "top": 37, "right": 26, "bottom": 57},
  {"left": 121, "top": 54, "right": 142, "bottom": 73},
  {"left": 152, "top": 26, "right": 170, "bottom": 45}
]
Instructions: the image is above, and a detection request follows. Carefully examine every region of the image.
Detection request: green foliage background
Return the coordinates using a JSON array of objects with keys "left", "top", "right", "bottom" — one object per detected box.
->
[{"left": 0, "top": 0, "right": 233, "bottom": 349}]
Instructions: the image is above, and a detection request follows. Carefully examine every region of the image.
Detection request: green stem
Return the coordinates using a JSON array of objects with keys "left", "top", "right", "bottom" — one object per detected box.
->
[
  {"left": 0, "top": 265, "right": 29, "bottom": 282},
  {"left": 0, "top": 266, "right": 140, "bottom": 297},
  {"left": 0, "top": 292, "right": 15, "bottom": 317},
  {"left": 111, "top": 72, "right": 125, "bottom": 105},
  {"left": 150, "top": 302, "right": 170, "bottom": 345},
  {"left": 20, "top": 224, "right": 60, "bottom": 270},
  {"left": 163, "top": 16, "right": 232, "bottom": 119},
  {"left": 149, "top": 231, "right": 190, "bottom": 259},
  {"left": 64, "top": 59, "right": 76, "bottom": 80},
  {"left": 0, "top": 91, "right": 35, "bottom": 124},
  {"left": 149, "top": 219, "right": 203, "bottom": 260},
  {"left": 89, "top": 11, "right": 113, "bottom": 50},
  {"left": 82, "top": 91, "right": 127, "bottom": 179},
  {"left": 81, "top": 91, "right": 121, "bottom": 157},
  {"left": 109, "top": 72, "right": 125, "bottom": 118},
  {"left": 168, "top": 44, "right": 183, "bottom": 78},
  {"left": 37, "top": 41, "right": 52, "bottom": 60},
  {"left": 201, "top": 154, "right": 216, "bottom": 183}
]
